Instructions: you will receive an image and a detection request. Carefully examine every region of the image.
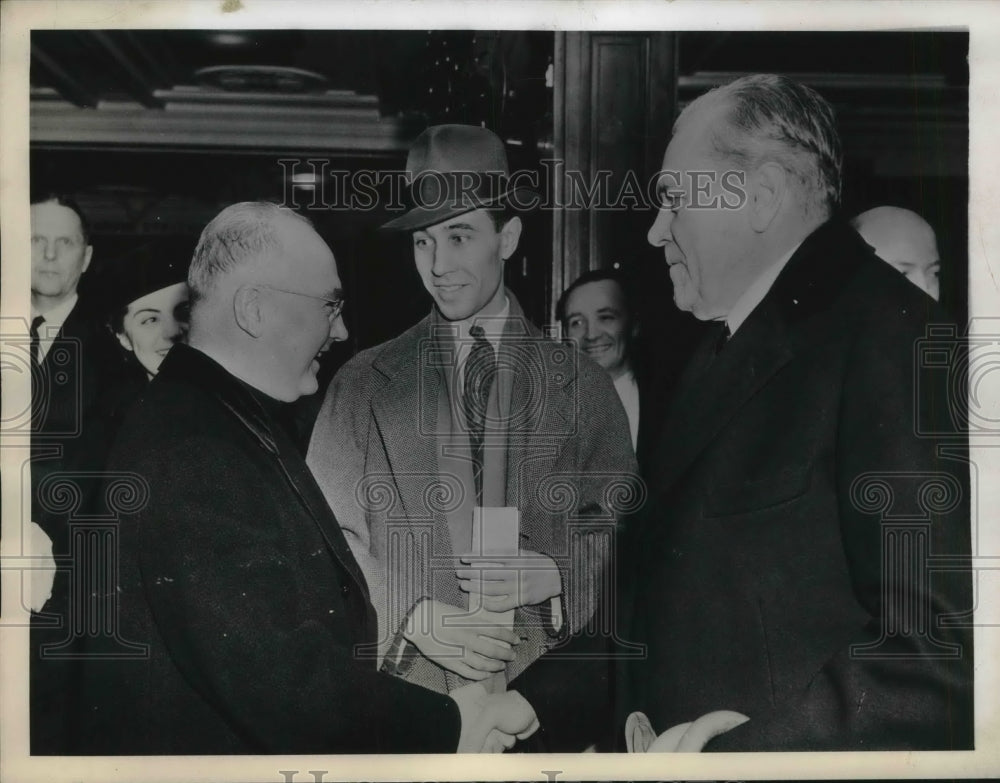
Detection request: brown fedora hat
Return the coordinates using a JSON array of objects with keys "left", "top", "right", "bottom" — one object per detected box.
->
[{"left": 381, "top": 124, "right": 538, "bottom": 231}]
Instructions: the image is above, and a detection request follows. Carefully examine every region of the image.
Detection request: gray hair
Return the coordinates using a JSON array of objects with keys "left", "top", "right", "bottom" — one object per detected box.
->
[
  {"left": 188, "top": 201, "right": 313, "bottom": 303},
  {"left": 679, "top": 74, "right": 842, "bottom": 218}
]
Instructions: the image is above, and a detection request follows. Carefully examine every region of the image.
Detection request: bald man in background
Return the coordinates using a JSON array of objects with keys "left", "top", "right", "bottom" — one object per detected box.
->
[{"left": 851, "top": 206, "right": 941, "bottom": 301}]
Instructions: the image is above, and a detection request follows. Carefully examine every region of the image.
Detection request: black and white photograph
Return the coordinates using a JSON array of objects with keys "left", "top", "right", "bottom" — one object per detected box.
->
[{"left": 1, "top": 1, "right": 998, "bottom": 781}]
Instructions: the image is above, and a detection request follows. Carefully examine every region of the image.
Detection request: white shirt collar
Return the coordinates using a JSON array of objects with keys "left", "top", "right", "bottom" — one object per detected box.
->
[
  {"left": 452, "top": 296, "right": 509, "bottom": 389},
  {"left": 725, "top": 242, "right": 802, "bottom": 335},
  {"left": 454, "top": 295, "right": 510, "bottom": 356},
  {"left": 612, "top": 369, "right": 640, "bottom": 450},
  {"left": 31, "top": 293, "right": 78, "bottom": 333}
]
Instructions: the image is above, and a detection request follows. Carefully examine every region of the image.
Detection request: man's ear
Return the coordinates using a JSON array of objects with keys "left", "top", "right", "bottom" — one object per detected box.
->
[
  {"left": 498, "top": 215, "right": 523, "bottom": 261},
  {"left": 81, "top": 244, "right": 93, "bottom": 274},
  {"left": 233, "top": 284, "right": 264, "bottom": 337},
  {"left": 749, "top": 162, "right": 786, "bottom": 232}
]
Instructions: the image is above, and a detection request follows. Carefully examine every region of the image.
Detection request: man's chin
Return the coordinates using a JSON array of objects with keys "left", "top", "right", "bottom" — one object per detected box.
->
[
  {"left": 434, "top": 300, "right": 475, "bottom": 322},
  {"left": 298, "top": 369, "right": 320, "bottom": 398}
]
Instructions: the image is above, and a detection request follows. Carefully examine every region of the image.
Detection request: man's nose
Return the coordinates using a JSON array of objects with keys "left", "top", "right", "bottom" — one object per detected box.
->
[
  {"left": 328, "top": 312, "right": 349, "bottom": 342},
  {"left": 430, "top": 243, "right": 454, "bottom": 276},
  {"left": 585, "top": 320, "right": 600, "bottom": 340},
  {"left": 647, "top": 208, "right": 673, "bottom": 247},
  {"left": 43, "top": 240, "right": 58, "bottom": 261}
]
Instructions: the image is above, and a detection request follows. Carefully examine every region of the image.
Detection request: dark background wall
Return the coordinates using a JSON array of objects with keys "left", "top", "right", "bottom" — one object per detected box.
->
[{"left": 30, "top": 30, "right": 969, "bottom": 388}]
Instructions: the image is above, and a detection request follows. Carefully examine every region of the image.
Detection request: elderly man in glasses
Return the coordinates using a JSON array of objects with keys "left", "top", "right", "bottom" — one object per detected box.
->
[{"left": 71, "top": 202, "right": 538, "bottom": 755}]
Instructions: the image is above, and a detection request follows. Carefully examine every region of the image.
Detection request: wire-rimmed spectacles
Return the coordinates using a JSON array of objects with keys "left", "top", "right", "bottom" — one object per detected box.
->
[{"left": 261, "top": 285, "right": 345, "bottom": 323}]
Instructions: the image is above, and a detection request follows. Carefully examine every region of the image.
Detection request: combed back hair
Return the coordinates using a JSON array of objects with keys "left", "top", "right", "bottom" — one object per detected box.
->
[
  {"left": 556, "top": 267, "right": 634, "bottom": 326},
  {"left": 30, "top": 193, "right": 91, "bottom": 244},
  {"left": 188, "top": 201, "right": 313, "bottom": 303},
  {"left": 679, "top": 74, "right": 843, "bottom": 219}
]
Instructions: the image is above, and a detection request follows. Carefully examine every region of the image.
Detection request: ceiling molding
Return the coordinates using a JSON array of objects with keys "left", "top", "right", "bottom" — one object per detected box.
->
[{"left": 30, "top": 87, "right": 418, "bottom": 153}]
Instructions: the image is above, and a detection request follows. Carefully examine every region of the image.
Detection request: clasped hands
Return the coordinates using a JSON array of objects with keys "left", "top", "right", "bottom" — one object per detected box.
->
[{"left": 450, "top": 681, "right": 539, "bottom": 753}]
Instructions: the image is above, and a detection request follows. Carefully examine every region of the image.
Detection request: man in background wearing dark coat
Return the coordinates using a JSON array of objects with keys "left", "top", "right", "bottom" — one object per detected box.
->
[
  {"left": 28, "top": 194, "right": 122, "bottom": 754},
  {"left": 29, "top": 195, "right": 121, "bottom": 519},
  {"left": 71, "top": 202, "right": 538, "bottom": 754},
  {"left": 618, "top": 74, "right": 973, "bottom": 751}
]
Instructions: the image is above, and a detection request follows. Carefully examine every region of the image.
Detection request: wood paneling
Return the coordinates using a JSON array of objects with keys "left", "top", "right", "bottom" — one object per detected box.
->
[{"left": 551, "top": 32, "right": 676, "bottom": 322}]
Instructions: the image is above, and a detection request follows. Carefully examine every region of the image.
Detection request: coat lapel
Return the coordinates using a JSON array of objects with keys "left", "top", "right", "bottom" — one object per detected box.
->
[
  {"left": 501, "top": 299, "right": 566, "bottom": 543},
  {"left": 369, "top": 317, "right": 443, "bottom": 527},
  {"left": 652, "top": 220, "right": 874, "bottom": 495},
  {"left": 274, "top": 438, "right": 372, "bottom": 599},
  {"left": 172, "top": 345, "right": 372, "bottom": 596},
  {"left": 653, "top": 303, "right": 793, "bottom": 493}
]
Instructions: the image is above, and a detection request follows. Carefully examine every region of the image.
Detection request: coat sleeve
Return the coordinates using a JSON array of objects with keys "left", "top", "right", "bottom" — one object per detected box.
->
[
  {"left": 708, "top": 309, "right": 973, "bottom": 751},
  {"left": 130, "top": 434, "right": 460, "bottom": 754}
]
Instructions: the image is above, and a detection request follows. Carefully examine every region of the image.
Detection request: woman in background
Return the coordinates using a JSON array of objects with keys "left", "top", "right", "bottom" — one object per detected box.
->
[{"left": 108, "top": 244, "right": 190, "bottom": 381}]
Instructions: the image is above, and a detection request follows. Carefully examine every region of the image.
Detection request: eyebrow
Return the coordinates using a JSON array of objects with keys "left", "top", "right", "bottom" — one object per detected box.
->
[
  {"left": 131, "top": 307, "right": 162, "bottom": 316},
  {"left": 443, "top": 221, "right": 478, "bottom": 231},
  {"left": 324, "top": 287, "right": 345, "bottom": 300}
]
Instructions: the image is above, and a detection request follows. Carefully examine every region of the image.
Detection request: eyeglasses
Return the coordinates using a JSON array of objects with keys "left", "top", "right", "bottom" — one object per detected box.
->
[{"left": 261, "top": 285, "right": 345, "bottom": 323}]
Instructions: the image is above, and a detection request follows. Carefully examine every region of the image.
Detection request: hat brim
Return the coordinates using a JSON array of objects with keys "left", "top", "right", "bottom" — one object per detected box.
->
[{"left": 380, "top": 187, "right": 538, "bottom": 232}]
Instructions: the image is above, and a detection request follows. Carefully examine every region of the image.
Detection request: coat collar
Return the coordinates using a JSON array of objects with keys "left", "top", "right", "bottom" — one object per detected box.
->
[
  {"left": 652, "top": 220, "right": 874, "bottom": 491},
  {"left": 156, "top": 344, "right": 370, "bottom": 596},
  {"left": 157, "top": 344, "right": 279, "bottom": 455},
  {"left": 369, "top": 289, "right": 540, "bottom": 380}
]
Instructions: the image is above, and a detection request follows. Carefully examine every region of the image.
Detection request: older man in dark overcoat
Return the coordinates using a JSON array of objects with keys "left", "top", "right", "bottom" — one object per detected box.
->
[
  {"left": 615, "top": 74, "right": 973, "bottom": 751},
  {"left": 70, "top": 202, "right": 539, "bottom": 754}
]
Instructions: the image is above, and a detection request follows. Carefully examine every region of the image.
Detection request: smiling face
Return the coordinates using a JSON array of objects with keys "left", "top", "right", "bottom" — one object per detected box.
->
[
  {"left": 31, "top": 201, "right": 93, "bottom": 309},
  {"left": 563, "top": 279, "right": 634, "bottom": 379},
  {"left": 412, "top": 208, "right": 520, "bottom": 321},
  {"left": 647, "top": 103, "right": 757, "bottom": 321},
  {"left": 117, "top": 282, "right": 190, "bottom": 378},
  {"left": 259, "top": 217, "right": 348, "bottom": 401}
]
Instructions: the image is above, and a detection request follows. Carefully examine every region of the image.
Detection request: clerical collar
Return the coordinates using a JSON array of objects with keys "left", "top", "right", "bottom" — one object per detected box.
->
[{"left": 725, "top": 241, "right": 802, "bottom": 335}]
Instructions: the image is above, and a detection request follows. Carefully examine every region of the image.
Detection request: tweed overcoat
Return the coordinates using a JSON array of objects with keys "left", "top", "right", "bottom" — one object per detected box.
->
[{"left": 307, "top": 291, "right": 639, "bottom": 693}]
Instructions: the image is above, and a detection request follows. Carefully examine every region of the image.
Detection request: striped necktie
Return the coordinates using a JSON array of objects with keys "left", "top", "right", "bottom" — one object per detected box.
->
[{"left": 463, "top": 325, "right": 496, "bottom": 506}]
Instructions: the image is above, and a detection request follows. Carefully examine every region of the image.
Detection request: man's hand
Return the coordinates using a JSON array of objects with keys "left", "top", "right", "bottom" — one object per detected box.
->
[
  {"left": 450, "top": 682, "right": 540, "bottom": 752},
  {"left": 626, "top": 710, "right": 749, "bottom": 752},
  {"left": 26, "top": 522, "right": 56, "bottom": 613},
  {"left": 402, "top": 599, "right": 521, "bottom": 680},
  {"left": 457, "top": 550, "right": 562, "bottom": 612}
]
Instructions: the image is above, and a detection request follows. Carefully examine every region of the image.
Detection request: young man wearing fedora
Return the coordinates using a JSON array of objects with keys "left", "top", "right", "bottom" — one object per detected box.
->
[{"left": 307, "top": 125, "right": 637, "bottom": 748}]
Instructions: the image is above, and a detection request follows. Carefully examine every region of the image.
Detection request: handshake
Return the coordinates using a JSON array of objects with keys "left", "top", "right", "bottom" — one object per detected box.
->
[{"left": 449, "top": 682, "right": 540, "bottom": 753}]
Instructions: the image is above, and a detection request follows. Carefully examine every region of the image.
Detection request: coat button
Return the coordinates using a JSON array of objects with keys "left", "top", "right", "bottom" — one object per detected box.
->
[{"left": 340, "top": 583, "right": 351, "bottom": 598}]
